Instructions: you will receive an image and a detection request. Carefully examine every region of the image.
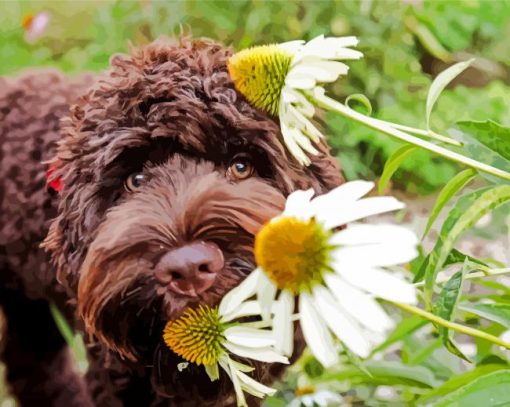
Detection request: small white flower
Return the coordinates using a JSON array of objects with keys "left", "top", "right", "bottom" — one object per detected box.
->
[
  {"left": 163, "top": 299, "right": 288, "bottom": 407},
  {"left": 23, "top": 11, "right": 51, "bottom": 43},
  {"left": 289, "top": 389, "right": 343, "bottom": 407},
  {"left": 228, "top": 35, "right": 362, "bottom": 166},
  {"left": 221, "top": 180, "right": 418, "bottom": 368}
]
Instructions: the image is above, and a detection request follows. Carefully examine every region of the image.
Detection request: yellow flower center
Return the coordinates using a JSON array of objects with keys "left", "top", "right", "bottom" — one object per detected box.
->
[
  {"left": 254, "top": 216, "right": 333, "bottom": 294},
  {"left": 163, "top": 305, "right": 225, "bottom": 366},
  {"left": 228, "top": 45, "right": 293, "bottom": 116}
]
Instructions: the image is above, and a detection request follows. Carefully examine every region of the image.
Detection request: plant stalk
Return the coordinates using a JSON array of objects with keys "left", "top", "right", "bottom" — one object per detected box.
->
[
  {"left": 391, "top": 301, "right": 510, "bottom": 350},
  {"left": 310, "top": 89, "right": 510, "bottom": 182}
]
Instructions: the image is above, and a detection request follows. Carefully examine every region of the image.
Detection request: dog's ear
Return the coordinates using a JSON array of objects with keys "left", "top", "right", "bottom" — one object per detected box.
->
[{"left": 308, "top": 141, "right": 345, "bottom": 194}]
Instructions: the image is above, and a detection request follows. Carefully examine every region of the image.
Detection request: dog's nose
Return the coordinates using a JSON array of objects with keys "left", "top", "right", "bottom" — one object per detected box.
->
[{"left": 155, "top": 242, "right": 223, "bottom": 296}]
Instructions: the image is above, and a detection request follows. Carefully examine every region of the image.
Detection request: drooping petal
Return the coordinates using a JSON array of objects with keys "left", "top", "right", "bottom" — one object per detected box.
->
[
  {"left": 221, "top": 301, "right": 262, "bottom": 323},
  {"left": 335, "top": 266, "right": 417, "bottom": 304},
  {"left": 236, "top": 370, "right": 277, "bottom": 398},
  {"left": 315, "top": 197, "right": 405, "bottom": 229},
  {"left": 280, "top": 118, "right": 313, "bottom": 166},
  {"left": 299, "top": 292, "right": 339, "bottom": 367},
  {"left": 223, "top": 342, "right": 289, "bottom": 364},
  {"left": 204, "top": 363, "right": 220, "bottom": 381},
  {"left": 273, "top": 290, "right": 295, "bottom": 356},
  {"left": 224, "top": 326, "right": 275, "bottom": 348},
  {"left": 282, "top": 87, "right": 315, "bottom": 118},
  {"left": 312, "top": 285, "right": 371, "bottom": 358},
  {"left": 219, "top": 268, "right": 261, "bottom": 317},
  {"left": 329, "top": 223, "right": 418, "bottom": 247},
  {"left": 257, "top": 271, "right": 278, "bottom": 321},
  {"left": 324, "top": 273, "right": 394, "bottom": 333},
  {"left": 222, "top": 357, "right": 247, "bottom": 407}
]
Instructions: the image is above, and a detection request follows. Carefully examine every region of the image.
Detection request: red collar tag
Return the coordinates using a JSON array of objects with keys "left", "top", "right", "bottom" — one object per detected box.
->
[{"left": 46, "top": 164, "right": 63, "bottom": 192}]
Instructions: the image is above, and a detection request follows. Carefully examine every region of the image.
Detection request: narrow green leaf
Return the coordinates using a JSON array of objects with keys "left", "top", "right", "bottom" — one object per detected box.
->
[
  {"left": 313, "top": 361, "right": 440, "bottom": 388},
  {"left": 459, "top": 303, "right": 510, "bottom": 329},
  {"left": 424, "top": 185, "right": 510, "bottom": 307},
  {"left": 49, "top": 302, "right": 75, "bottom": 347},
  {"left": 443, "top": 248, "right": 488, "bottom": 269},
  {"left": 432, "top": 370, "right": 510, "bottom": 407},
  {"left": 371, "top": 315, "right": 427, "bottom": 353},
  {"left": 422, "top": 169, "right": 477, "bottom": 239},
  {"left": 378, "top": 145, "right": 418, "bottom": 194},
  {"left": 416, "top": 364, "right": 509, "bottom": 406},
  {"left": 426, "top": 59, "right": 474, "bottom": 130},
  {"left": 434, "top": 261, "right": 471, "bottom": 362}
]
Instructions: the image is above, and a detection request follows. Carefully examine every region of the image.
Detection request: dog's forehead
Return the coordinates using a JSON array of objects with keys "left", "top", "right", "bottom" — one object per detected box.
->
[{"left": 68, "top": 38, "right": 288, "bottom": 167}]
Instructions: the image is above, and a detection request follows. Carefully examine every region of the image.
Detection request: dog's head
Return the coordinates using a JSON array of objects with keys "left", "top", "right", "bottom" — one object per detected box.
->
[{"left": 44, "top": 37, "right": 343, "bottom": 403}]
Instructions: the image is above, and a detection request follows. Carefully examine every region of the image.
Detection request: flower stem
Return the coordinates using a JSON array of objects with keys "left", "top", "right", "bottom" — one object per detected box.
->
[
  {"left": 391, "top": 301, "right": 510, "bottom": 350},
  {"left": 382, "top": 121, "right": 462, "bottom": 147},
  {"left": 414, "top": 267, "right": 510, "bottom": 287},
  {"left": 310, "top": 89, "right": 510, "bottom": 182}
]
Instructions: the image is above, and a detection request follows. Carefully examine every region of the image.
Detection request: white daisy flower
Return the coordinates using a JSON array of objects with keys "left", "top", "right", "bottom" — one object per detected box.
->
[
  {"left": 228, "top": 35, "right": 362, "bottom": 166},
  {"left": 163, "top": 300, "right": 288, "bottom": 407},
  {"left": 221, "top": 180, "right": 418, "bottom": 368}
]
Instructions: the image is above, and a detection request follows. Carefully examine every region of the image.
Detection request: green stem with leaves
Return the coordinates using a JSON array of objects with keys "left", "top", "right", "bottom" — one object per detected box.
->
[
  {"left": 309, "top": 89, "right": 510, "bottom": 182},
  {"left": 391, "top": 301, "right": 510, "bottom": 350}
]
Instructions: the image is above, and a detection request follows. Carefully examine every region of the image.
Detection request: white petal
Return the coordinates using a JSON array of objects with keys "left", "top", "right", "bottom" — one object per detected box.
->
[
  {"left": 282, "top": 88, "right": 315, "bottom": 118},
  {"left": 219, "top": 269, "right": 261, "bottom": 316},
  {"left": 335, "top": 266, "right": 417, "bottom": 304},
  {"left": 332, "top": 240, "right": 418, "bottom": 268},
  {"left": 224, "top": 326, "right": 275, "bottom": 348},
  {"left": 282, "top": 188, "right": 315, "bottom": 218},
  {"left": 281, "top": 121, "right": 312, "bottom": 166},
  {"left": 287, "top": 104, "right": 323, "bottom": 142},
  {"left": 312, "top": 285, "right": 371, "bottom": 358},
  {"left": 222, "top": 357, "right": 247, "bottom": 407},
  {"left": 324, "top": 273, "right": 394, "bottom": 333},
  {"left": 330, "top": 223, "right": 418, "bottom": 247},
  {"left": 289, "top": 60, "right": 349, "bottom": 83},
  {"left": 310, "top": 181, "right": 374, "bottom": 216},
  {"left": 273, "top": 290, "right": 295, "bottom": 356},
  {"left": 285, "top": 71, "right": 317, "bottom": 89},
  {"left": 236, "top": 370, "right": 277, "bottom": 398},
  {"left": 315, "top": 197, "right": 405, "bottom": 229},
  {"left": 299, "top": 292, "right": 339, "bottom": 367},
  {"left": 223, "top": 342, "right": 289, "bottom": 364},
  {"left": 278, "top": 39, "right": 305, "bottom": 54},
  {"left": 256, "top": 271, "right": 277, "bottom": 321},
  {"left": 221, "top": 301, "right": 262, "bottom": 323}
]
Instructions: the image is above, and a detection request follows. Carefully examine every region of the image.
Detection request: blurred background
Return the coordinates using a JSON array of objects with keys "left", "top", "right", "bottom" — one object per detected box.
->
[{"left": 1, "top": 1, "right": 509, "bottom": 406}]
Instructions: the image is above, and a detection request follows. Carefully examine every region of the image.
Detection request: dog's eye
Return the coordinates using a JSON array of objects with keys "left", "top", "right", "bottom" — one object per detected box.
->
[
  {"left": 227, "top": 156, "right": 254, "bottom": 180},
  {"left": 125, "top": 173, "right": 146, "bottom": 191}
]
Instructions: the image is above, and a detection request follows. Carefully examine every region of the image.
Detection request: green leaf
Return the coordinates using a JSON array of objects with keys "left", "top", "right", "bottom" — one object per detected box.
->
[
  {"left": 371, "top": 315, "right": 427, "bottom": 354},
  {"left": 422, "top": 169, "right": 477, "bottom": 239},
  {"left": 432, "top": 370, "right": 510, "bottom": 407},
  {"left": 426, "top": 59, "right": 474, "bottom": 130},
  {"left": 416, "top": 364, "right": 509, "bottom": 406},
  {"left": 378, "top": 145, "right": 418, "bottom": 194},
  {"left": 450, "top": 121, "right": 510, "bottom": 185},
  {"left": 443, "top": 248, "right": 488, "bottom": 269},
  {"left": 313, "top": 361, "right": 440, "bottom": 388},
  {"left": 457, "top": 120, "right": 510, "bottom": 162},
  {"left": 434, "top": 262, "right": 471, "bottom": 362},
  {"left": 424, "top": 185, "right": 510, "bottom": 306},
  {"left": 49, "top": 303, "right": 75, "bottom": 347},
  {"left": 459, "top": 303, "right": 510, "bottom": 329}
]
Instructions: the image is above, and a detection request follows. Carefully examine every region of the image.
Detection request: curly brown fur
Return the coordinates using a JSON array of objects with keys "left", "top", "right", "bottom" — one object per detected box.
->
[{"left": 1, "top": 37, "right": 344, "bottom": 406}]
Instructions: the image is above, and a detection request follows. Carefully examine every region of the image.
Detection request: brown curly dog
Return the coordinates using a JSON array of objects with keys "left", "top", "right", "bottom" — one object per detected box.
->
[{"left": 0, "top": 37, "right": 343, "bottom": 407}]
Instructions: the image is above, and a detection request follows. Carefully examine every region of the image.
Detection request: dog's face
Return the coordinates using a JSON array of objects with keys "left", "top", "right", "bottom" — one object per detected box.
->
[{"left": 44, "top": 38, "right": 343, "bottom": 402}]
